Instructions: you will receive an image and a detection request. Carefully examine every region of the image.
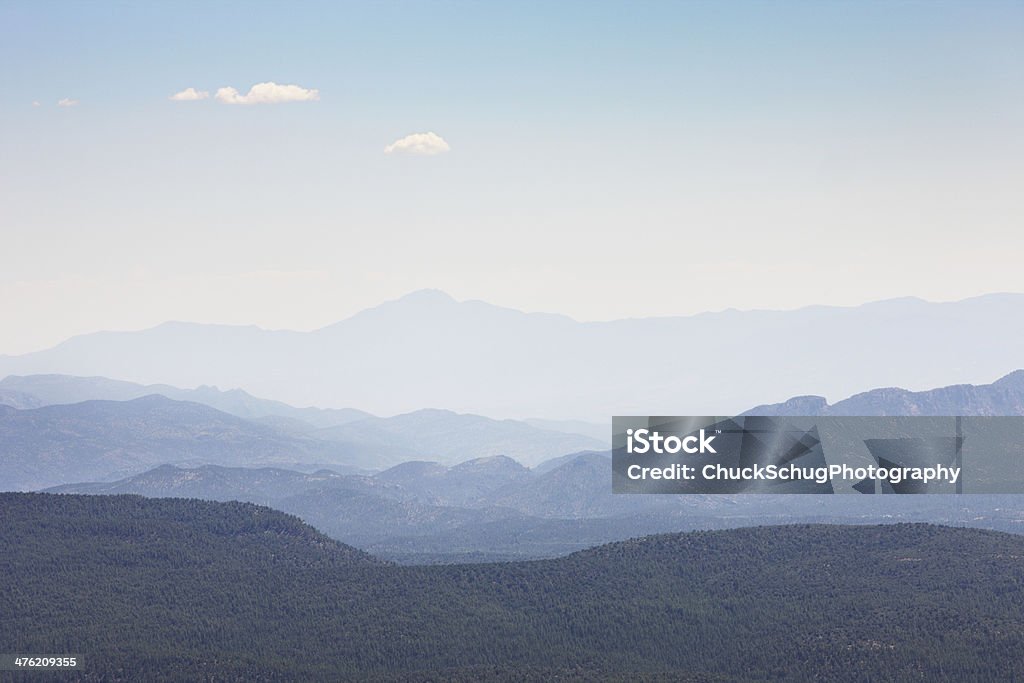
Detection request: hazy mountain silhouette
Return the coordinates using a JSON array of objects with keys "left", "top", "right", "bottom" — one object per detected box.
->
[
  {"left": 0, "top": 374, "right": 371, "bottom": 427},
  {"left": 4, "top": 290, "right": 1024, "bottom": 419},
  {"left": 315, "top": 409, "right": 605, "bottom": 467},
  {"left": 524, "top": 418, "right": 609, "bottom": 443},
  {"left": 745, "top": 370, "right": 1024, "bottom": 416},
  {"left": 0, "top": 396, "right": 364, "bottom": 490},
  {"left": 0, "top": 393, "right": 607, "bottom": 489},
  {"left": 373, "top": 454, "right": 532, "bottom": 507}
]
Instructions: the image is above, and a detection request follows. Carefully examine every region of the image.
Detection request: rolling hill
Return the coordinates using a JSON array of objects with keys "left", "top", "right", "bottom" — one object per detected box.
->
[
  {"left": 48, "top": 453, "right": 1024, "bottom": 563},
  {"left": 4, "top": 492, "right": 1024, "bottom": 681}
]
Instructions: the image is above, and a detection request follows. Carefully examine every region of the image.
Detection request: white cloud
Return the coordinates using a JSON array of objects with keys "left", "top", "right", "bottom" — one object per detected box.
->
[
  {"left": 384, "top": 132, "right": 451, "bottom": 156},
  {"left": 169, "top": 87, "right": 209, "bottom": 101},
  {"left": 57, "top": 98, "right": 79, "bottom": 107},
  {"left": 215, "top": 82, "right": 320, "bottom": 105},
  {"left": 31, "top": 101, "right": 40, "bottom": 107}
]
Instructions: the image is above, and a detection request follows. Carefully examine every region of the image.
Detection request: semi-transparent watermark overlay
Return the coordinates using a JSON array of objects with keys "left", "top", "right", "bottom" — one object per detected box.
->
[{"left": 613, "top": 417, "right": 1024, "bottom": 494}]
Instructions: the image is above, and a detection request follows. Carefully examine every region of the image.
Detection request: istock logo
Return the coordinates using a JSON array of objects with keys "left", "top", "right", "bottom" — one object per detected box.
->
[{"left": 626, "top": 428, "right": 717, "bottom": 455}]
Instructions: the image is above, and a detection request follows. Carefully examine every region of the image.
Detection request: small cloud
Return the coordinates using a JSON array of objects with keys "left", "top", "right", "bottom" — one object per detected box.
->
[
  {"left": 215, "top": 81, "right": 319, "bottom": 105},
  {"left": 31, "top": 101, "right": 40, "bottom": 107},
  {"left": 384, "top": 132, "right": 451, "bottom": 156},
  {"left": 169, "top": 87, "right": 209, "bottom": 101},
  {"left": 57, "top": 98, "right": 79, "bottom": 107}
]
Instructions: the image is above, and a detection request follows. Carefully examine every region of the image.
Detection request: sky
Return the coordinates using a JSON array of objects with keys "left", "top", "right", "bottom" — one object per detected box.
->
[{"left": 1, "top": 0, "right": 1022, "bottom": 355}]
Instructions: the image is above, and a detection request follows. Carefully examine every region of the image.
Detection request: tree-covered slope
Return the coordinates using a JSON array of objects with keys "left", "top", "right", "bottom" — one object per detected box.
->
[{"left": 3, "top": 493, "right": 1024, "bottom": 681}]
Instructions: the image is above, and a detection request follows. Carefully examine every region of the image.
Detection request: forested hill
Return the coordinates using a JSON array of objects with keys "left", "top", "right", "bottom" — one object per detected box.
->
[
  {"left": 4, "top": 494, "right": 1024, "bottom": 681},
  {"left": 0, "top": 493, "right": 383, "bottom": 568}
]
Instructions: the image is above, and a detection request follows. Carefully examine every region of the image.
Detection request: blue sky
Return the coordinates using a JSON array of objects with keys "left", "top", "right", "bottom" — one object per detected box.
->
[{"left": 1, "top": 1, "right": 1022, "bottom": 353}]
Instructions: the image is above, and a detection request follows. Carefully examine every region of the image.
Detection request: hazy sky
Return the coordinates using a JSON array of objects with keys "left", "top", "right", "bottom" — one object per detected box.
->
[{"left": 2, "top": 1, "right": 1022, "bottom": 355}]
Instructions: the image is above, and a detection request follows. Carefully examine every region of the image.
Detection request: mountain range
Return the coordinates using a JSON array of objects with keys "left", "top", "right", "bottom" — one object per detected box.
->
[
  {"left": 0, "top": 373, "right": 371, "bottom": 426},
  {"left": 11, "top": 369, "right": 1024, "bottom": 559},
  {"left": 9, "top": 367, "right": 1024, "bottom": 490},
  {"left": 746, "top": 369, "right": 1024, "bottom": 416},
  {"left": 48, "top": 451, "right": 1024, "bottom": 563},
  {"left": 3, "top": 366, "right": 1024, "bottom": 561},
  {"left": 0, "top": 395, "right": 356, "bottom": 490},
  {"left": 0, "top": 390, "right": 605, "bottom": 489},
  {"left": 4, "top": 290, "right": 1024, "bottom": 420}
]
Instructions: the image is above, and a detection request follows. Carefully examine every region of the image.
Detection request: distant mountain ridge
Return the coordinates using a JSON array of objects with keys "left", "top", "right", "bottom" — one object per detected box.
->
[
  {"left": 4, "top": 290, "right": 1024, "bottom": 419},
  {"left": 0, "top": 393, "right": 607, "bottom": 490},
  {"left": 0, "top": 374, "right": 371, "bottom": 427},
  {"left": 315, "top": 409, "right": 606, "bottom": 465},
  {"left": 13, "top": 370, "right": 1024, "bottom": 556},
  {"left": 49, "top": 450, "right": 1024, "bottom": 563},
  {"left": 745, "top": 370, "right": 1024, "bottom": 416},
  {"left": 0, "top": 395, "right": 357, "bottom": 490}
]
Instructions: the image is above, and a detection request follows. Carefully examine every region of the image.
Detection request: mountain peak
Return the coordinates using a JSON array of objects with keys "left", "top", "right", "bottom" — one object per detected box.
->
[
  {"left": 451, "top": 454, "right": 529, "bottom": 473},
  {"left": 743, "top": 395, "right": 830, "bottom": 417},
  {"left": 993, "top": 370, "right": 1024, "bottom": 390},
  {"left": 318, "top": 289, "right": 462, "bottom": 331},
  {"left": 393, "top": 289, "right": 458, "bottom": 305}
]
